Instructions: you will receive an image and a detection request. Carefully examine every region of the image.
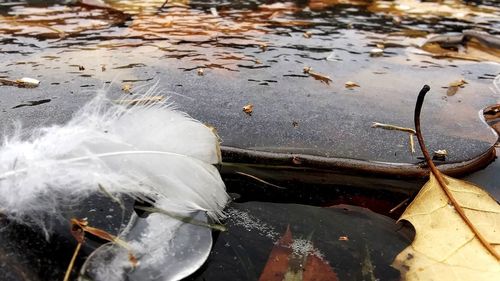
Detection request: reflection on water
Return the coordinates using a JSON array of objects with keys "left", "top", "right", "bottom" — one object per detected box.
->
[{"left": 0, "top": 0, "right": 498, "bottom": 164}]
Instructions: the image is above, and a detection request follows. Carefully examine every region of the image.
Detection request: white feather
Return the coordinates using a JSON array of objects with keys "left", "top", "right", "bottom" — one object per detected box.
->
[{"left": 0, "top": 86, "right": 229, "bottom": 230}]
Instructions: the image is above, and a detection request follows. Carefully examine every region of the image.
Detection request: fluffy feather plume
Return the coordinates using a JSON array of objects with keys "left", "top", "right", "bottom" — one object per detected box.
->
[{"left": 0, "top": 86, "right": 228, "bottom": 232}]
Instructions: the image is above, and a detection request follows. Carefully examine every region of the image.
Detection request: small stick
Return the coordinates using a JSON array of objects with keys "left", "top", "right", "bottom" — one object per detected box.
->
[
  {"left": 409, "top": 134, "right": 415, "bottom": 154},
  {"left": 63, "top": 242, "right": 82, "bottom": 281},
  {"left": 371, "top": 122, "right": 416, "bottom": 134},
  {"left": 389, "top": 198, "right": 410, "bottom": 213},
  {"left": 235, "top": 171, "right": 286, "bottom": 190}
]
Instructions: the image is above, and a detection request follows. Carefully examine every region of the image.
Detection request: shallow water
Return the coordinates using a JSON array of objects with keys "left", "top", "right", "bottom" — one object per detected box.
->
[{"left": 0, "top": 1, "right": 499, "bottom": 280}]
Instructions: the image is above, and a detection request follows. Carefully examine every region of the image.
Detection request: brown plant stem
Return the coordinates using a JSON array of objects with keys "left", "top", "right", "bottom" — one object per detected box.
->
[
  {"left": 414, "top": 85, "right": 500, "bottom": 260},
  {"left": 63, "top": 242, "right": 82, "bottom": 281}
]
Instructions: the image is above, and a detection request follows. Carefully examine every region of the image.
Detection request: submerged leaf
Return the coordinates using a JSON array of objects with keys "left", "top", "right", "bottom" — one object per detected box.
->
[
  {"left": 258, "top": 226, "right": 338, "bottom": 281},
  {"left": 393, "top": 162, "right": 500, "bottom": 280}
]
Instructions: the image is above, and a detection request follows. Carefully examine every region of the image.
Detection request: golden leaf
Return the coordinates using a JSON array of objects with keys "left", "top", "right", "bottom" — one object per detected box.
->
[
  {"left": 393, "top": 172, "right": 500, "bottom": 280},
  {"left": 345, "top": 81, "right": 360, "bottom": 88},
  {"left": 243, "top": 104, "right": 254, "bottom": 115},
  {"left": 446, "top": 79, "right": 467, "bottom": 96}
]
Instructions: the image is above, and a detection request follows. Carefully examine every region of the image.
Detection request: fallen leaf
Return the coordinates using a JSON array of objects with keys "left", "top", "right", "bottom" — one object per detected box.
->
[
  {"left": 71, "top": 218, "right": 132, "bottom": 251},
  {"left": 197, "top": 68, "right": 204, "bottom": 76},
  {"left": 338, "top": 236, "right": 349, "bottom": 241},
  {"left": 243, "top": 104, "right": 254, "bottom": 115},
  {"left": 393, "top": 85, "right": 500, "bottom": 280},
  {"left": 258, "top": 226, "right": 293, "bottom": 281},
  {"left": 345, "top": 81, "right": 360, "bottom": 88},
  {"left": 393, "top": 173, "right": 500, "bottom": 280},
  {"left": 258, "top": 226, "right": 338, "bottom": 281},
  {"left": 446, "top": 79, "right": 467, "bottom": 96},
  {"left": 303, "top": 31, "right": 312, "bottom": 38},
  {"left": 309, "top": 72, "right": 332, "bottom": 85},
  {"left": 121, "top": 83, "right": 132, "bottom": 93}
]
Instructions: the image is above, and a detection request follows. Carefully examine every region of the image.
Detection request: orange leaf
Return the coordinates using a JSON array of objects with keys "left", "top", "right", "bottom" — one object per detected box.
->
[
  {"left": 303, "top": 253, "right": 339, "bottom": 281},
  {"left": 258, "top": 226, "right": 293, "bottom": 281}
]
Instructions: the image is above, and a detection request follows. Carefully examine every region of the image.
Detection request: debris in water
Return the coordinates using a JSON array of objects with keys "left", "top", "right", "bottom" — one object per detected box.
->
[
  {"left": 446, "top": 79, "right": 467, "bottom": 96},
  {"left": 433, "top": 149, "right": 448, "bottom": 161},
  {"left": 303, "top": 31, "right": 312, "bottom": 38},
  {"left": 114, "top": 96, "right": 164, "bottom": 106},
  {"left": 197, "top": 68, "right": 204, "bottom": 76},
  {"left": 121, "top": 83, "right": 132, "bottom": 93},
  {"left": 243, "top": 104, "right": 254, "bottom": 115},
  {"left": 338, "top": 236, "right": 349, "bottom": 241},
  {"left": 12, "top": 99, "right": 51, "bottom": 109},
  {"left": 303, "top": 66, "right": 332, "bottom": 85},
  {"left": 0, "top": 77, "right": 40, "bottom": 88},
  {"left": 345, "top": 81, "right": 360, "bottom": 88},
  {"left": 370, "top": 48, "right": 384, "bottom": 57}
]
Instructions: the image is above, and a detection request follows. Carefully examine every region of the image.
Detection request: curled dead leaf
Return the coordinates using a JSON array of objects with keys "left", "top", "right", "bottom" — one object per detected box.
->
[
  {"left": 345, "top": 81, "right": 360, "bottom": 88},
  {"left": 303, "top": 67, "right": 332, "bottom": 85},
  {"left": 243, "top": 104, "right": 254, "bottom": 115},
  {"left": 197, "top": 68, "right": 204, "bottom": 76},
  {"left": 446, "top": 79, "right": 467, "bottom": 96}
]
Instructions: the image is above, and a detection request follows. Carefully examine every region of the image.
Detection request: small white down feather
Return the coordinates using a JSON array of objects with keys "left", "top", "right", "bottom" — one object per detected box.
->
[{"left": 0, "top": 87, "right": 229, "bottom": 233}]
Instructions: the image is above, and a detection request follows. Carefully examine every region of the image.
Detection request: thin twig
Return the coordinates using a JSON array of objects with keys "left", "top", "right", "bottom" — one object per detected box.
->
[
  {"left": 414, "top": 85, "right": 500, "bottom": 260},
  {"left": 389, "top": 198, "right": 410, "bottom": 214},
  {"left": 371, "top": 122, "right": 416, "bottom": 134},
  {"left": 409, "top": 134, "right": 416, "bottom": 154},
  {"left": 63, "top": 242, "right": 82, "bottom": 281},
  {"left": 235, "top": 171, "right": 286, "bottom": 190}
]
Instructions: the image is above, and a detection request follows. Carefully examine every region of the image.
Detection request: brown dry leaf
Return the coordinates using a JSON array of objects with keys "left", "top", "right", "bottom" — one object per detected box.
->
[
  {"left": 308, "top": 71, "right": 332, "bottom": 85},
  {"left": 393, "top": 172, "right": 500, "bottom": 280},
  {"left": 258, "top": 226, "right": 338, "bottom": 281},
  {"left": 71, "top": 218, "right": 132, "bottom": 251},
  {"left": 243, "top": 104, "right": 254, "bottom": 115},
  {"left": 446, "top": 79, "right": 467, "bottom": 96},
  {"left": 345, "top": 81, "right": 360, "bottom": 88}
]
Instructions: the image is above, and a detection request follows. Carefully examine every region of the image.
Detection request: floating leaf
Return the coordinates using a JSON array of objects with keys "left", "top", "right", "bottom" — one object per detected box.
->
[
  {"left": 303, "top": 67, "right": 332, "bottom": 85},
  {"left": 393, "top": 85, "right": 500, "bottom": 281},
  {"left": 446, "top": 79, "right": 467, "bottom": 96},
  {"left": 243, "top": 104, "right": 254, "bottom": 115},
  {"left": 345, "top": 81, "right": 360, "bottom": 88}
]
